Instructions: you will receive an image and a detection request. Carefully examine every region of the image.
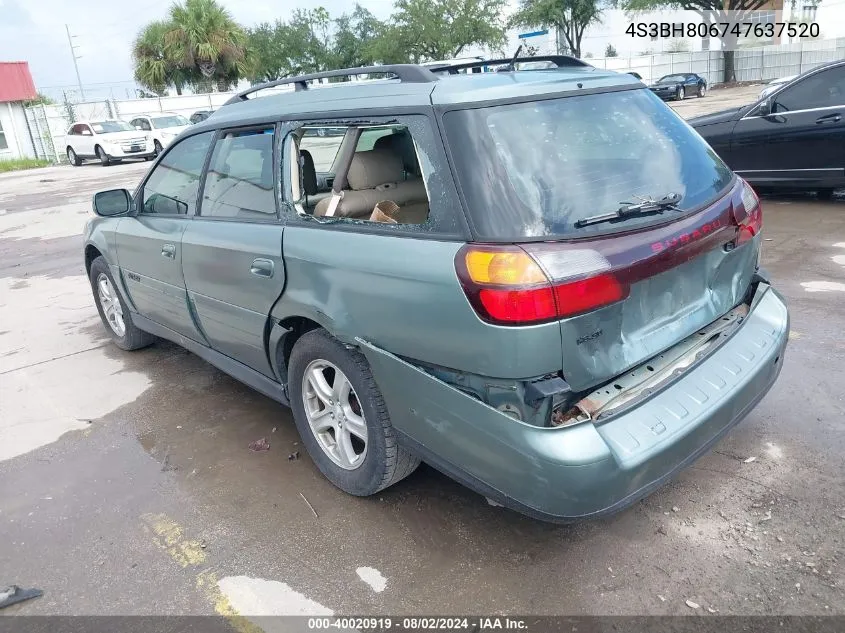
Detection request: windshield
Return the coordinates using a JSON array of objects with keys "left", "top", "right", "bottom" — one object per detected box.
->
[
  {"left": 91, "top": 121, "right": 134, "bottom": 133},
  {"left": 443, "top": 89, "right": 733, "bottom": 239},
  {"left": 658, "top": 74, "right": 687, "bottom": 83},
  {"left": 152, "top": 115, "right": 189, "bottom": 129}
]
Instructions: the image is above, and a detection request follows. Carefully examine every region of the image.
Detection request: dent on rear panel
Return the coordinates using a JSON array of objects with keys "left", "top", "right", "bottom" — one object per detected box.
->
[{"left": 561, "top": 240, "right": 759, "bottom": 392}]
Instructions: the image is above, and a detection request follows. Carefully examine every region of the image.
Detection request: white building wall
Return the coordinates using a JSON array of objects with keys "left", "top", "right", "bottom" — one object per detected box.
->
[{"left": 0, "top": 101, "right": 35, "bottom": 160}]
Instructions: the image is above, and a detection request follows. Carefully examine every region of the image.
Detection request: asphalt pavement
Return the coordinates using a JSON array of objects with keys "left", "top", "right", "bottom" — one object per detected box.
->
[{"left": 1, "top": 88, "right": 843, "bottom": 623}]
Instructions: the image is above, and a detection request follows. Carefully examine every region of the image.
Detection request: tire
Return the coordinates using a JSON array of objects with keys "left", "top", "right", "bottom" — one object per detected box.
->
[
  {"left": 288, "top": 329, "right": 420, "bottom": 496},
  {"left": 698, "top": 83, "right": 706, "bottom": 98},
  {"left": 67, "top": 147, "right": 82, "bottom": 166},
  {"left": 817, "top": 188, "right": 835, "bottom": 200},
  {"left": 676, "top": 86, "right": 684, "bottom": 101},
  {"left": 154, "top": 140, "right": 163, "bottom": 156},
  {"left": 96, "top": 145, "right": 111, "bottom": 166},
  {"left": 89, "top": 256, "right": 155, "bottom": 351}
]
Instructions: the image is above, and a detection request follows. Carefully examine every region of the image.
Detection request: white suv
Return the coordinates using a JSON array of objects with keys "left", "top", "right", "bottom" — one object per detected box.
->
[
  {"left": 66, "top": 120, "right": 155, "bottom": 166},
  {"left": 128, "top": 112, "right": 190, "bottom": 155}
]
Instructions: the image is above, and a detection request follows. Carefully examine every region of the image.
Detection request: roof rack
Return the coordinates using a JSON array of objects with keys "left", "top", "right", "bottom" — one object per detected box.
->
[
  {"left": 430, "top": 55, "right": 589, "bottom": 74},
  {"left": 223, "top": 64, "right": 439, "bottom": 105}
]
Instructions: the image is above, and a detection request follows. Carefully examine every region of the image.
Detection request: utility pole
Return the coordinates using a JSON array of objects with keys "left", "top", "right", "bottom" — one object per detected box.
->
[{"left": 65, "top": 24, "right": 86, "bottom": 101}]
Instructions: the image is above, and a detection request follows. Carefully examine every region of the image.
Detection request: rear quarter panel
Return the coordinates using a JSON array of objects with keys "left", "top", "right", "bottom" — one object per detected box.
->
[{"left": 273, "top": 227, "right": 564, "bottom": 380}]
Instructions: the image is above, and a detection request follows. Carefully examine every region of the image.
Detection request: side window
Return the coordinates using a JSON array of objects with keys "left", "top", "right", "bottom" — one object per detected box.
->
[
  {"left": 290, "top": 122, "right": 431, "bottom": 227},
  {"left": 141, "top": 119, "right": 152, "bottom": 131},
  {"left": 199, "top": 127, "right": 277, "bottom": 220},
  {"left": 774, "top": 67, "right": 845, "bottom": 112},
  {"left": 141, "top": 131, "right": 214, "bottom": 216}
]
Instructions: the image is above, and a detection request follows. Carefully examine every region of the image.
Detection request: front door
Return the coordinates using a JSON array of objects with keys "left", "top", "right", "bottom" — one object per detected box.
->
[
  {"left": 729, "top": 64, "right": 845, "bottom": 186},
  {"left": 115, "top": 131, "right": 215, "bottom": 342},
  {"left": 180, "top": 125, "right": 285, "bottom": 378}
]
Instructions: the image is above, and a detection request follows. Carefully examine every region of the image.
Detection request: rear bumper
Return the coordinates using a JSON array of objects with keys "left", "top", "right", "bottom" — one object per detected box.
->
[{"left": 360, "top": 282, "right": 789, "bottom": 522}]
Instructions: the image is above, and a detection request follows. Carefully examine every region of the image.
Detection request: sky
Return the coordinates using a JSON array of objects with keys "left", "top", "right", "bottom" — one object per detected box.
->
[{"left": 0, "top": 0, "right": 397, "bottom": 100}]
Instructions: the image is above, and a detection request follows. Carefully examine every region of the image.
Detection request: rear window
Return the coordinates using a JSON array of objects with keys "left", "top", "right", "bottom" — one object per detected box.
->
[{"left": 443, "top": 89, "right": 733, "bottom": 239}]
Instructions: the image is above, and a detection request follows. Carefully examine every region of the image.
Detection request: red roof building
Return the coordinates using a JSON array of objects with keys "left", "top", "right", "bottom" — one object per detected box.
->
[{"left": 0, "top": 61, "right": 37, "bottom": 103}]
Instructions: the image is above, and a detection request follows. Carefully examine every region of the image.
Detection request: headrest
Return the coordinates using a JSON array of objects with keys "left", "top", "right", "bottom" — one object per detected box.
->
[
  {"left": 374, "top": 131, "right": 420, "bottom": 176},
  {"left": 299, "top": 149, "right": 317, "bottom": 196},
  {"left": 347, "top": 149, "right": 404, "bottom": 190}
]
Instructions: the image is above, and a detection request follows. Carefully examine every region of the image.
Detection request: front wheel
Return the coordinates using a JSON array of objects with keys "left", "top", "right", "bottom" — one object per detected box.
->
[
  {"left": 96, "top": 146, "right": 111, "bottom": 166},
  {"left": 676, "top": 86, "right": 684, "bottom": 101},
  {"left": 698, "top": 84, "right": 706, "bottom": 97},
  {"left": 153, "top": 140, "right": 163, "bottom": 156},
  {"left": 89, "top": 256, "right": 155, "bottom": 351},
  {"left": 288, "top": 329, "right": 420, "bottom": 496},
  {"left": 67, "top": 147, "right": 82, "bottom": 166}
]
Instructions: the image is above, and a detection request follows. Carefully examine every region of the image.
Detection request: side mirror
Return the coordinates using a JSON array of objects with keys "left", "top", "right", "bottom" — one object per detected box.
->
[
  {"left": 93, "top": 189, "right": 132, "bottom": 217},
  {"left": 757, "top": 98, "right": 772, "bottom": 116},
  {"left": 82, "top": 129, "right": 93, "bottom": 136}
]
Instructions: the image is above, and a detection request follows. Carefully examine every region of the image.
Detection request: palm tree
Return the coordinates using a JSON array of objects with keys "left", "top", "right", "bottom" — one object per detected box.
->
[
  {"left": 165, "top": 0, "right": 248, "bottom": 92},
  {"left": 132, "top": 21, "right": 187, "bottom": 95}
]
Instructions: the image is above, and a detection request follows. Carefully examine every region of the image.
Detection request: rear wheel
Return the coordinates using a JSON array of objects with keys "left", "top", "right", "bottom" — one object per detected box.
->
[
  {"left": 96, "top": 145, "right": 111, "bottom": 166},
  {"left": 89, "top": 256, "right": 155, "bottom": 351},
  {"left": 67, "top": 147, "right": 82, "bottom": 166},
  {"left": 698, "top": 83, "right": 706, "bottom": 98},
  {"left": 288, "top": 329, "right": 420, "bottom": 496}
]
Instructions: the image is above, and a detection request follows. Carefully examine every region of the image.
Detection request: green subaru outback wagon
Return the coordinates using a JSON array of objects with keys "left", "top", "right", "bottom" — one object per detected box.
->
[{"left": 84, "top": 57, "right": 789, "bottom": 522}]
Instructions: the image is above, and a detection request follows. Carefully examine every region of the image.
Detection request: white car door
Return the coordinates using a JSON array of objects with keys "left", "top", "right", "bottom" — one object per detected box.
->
[{"left": 78, "top": 124, "right": 95, "bottom": 156}]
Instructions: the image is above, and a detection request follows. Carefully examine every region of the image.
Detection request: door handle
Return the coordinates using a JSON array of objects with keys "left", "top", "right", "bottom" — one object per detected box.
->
[
  {"left": 161, "top": 243, "right": 176, "bottom": 259},
  {"left": 816, "top": 113, "right": 841, "bottom": 124},
  {"left": 250, "top": 258, "right": 274, "bottom": 278}
]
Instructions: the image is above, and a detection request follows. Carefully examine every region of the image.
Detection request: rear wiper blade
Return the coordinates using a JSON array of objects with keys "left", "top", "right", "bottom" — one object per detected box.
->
[{"left": 574, "top": 193, "right": 683, "bottom": 229}]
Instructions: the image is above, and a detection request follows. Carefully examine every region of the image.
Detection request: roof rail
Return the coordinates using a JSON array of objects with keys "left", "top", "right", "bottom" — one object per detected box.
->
[
  {"left": 431, "top": 55, "right": 589, "bottom": 74},
  {"left": 223, "top": 64, "right": 439, "bottom": 106}
]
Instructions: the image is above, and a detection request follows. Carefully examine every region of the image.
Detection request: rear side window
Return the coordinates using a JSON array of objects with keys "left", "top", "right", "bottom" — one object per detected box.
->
[
  {"left": 774, "top": 66, "right": 845, "bottom": 111},
  {"left": 200, "top": 128, "right": 277, "bottom": 220},
  {"left": 444, "top": 89, "right": 733, "bottom": 239},
  {"left": 141, "top": 131, "right": 214, "bottom": 215}
]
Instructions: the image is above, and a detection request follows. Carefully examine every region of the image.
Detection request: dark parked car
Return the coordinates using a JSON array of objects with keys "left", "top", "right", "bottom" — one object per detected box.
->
[
  {"left": 691, "top": 60, "right": 845, "bottom": 197},
  {"left": 84, "top": 59, "right": 787, "bottom": 522},
  {"left": 189, "top": 110, "right": 214, "bottom": 124},
  {"left": 650, "top": 73, "right": 707, "bottom": 100}
]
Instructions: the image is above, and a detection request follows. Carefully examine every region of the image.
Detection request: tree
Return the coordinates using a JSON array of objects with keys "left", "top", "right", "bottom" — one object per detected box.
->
[
  {"left": 614, "top": 1, "right": 821, "bottom": 83},
  {"left": 132, "top": 20, "right": 188, "bottom": 95},
  {"left": 23, "top": 92, "right": 56, "bottom": 106},
  {"left": 165, "top": 0, "right": 248, "bottom": 91},
  {"left": 605, "top": 43, "right": 618, "bottom": 56},
  {"left": 331, "top": 4, "right": 385, "bottom": 69},
  {"left": 666, "top": 38, "right": 690, "bottom": 52},
  {"left": 509, "top": 0, "right": 603, "bottom": 59},
  {"left": 384, "top": 0, "right": 508, "bottom": 62}
]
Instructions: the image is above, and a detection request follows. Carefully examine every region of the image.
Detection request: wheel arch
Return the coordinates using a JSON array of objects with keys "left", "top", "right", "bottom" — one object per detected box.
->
[
  {"left": 84, "top": 243, "right": 103, "bottom": 276},
  {"left": 270, "top": 315, "right": 324, "bottom": 384}
]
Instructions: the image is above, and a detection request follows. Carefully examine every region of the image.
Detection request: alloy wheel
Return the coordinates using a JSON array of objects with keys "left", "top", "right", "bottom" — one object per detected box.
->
[
  {"left": 301, "top": 359, "right": 368, "bottom": 470},
  {"left": 97, "top": 273, "right": 126, "bottom": 337}
]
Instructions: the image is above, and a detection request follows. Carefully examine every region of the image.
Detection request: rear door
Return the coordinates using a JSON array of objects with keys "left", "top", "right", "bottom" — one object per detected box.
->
[
  {"left": 77, "top": 124, "right": 95, "bottom": 156},
  {"left": 729, "top": 64, "right": 845, "bottom": 185},
  {"left": 116, "top": 130, "right": 214, "bottom": 342},
  {"left": 180, "top": 124, "right": 285, "bottom": 378}
]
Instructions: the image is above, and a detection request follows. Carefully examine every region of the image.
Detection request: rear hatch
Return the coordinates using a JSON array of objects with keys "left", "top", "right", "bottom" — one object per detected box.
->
[{"left": 444, "top": 87, "right": 763, "bottom": 392}]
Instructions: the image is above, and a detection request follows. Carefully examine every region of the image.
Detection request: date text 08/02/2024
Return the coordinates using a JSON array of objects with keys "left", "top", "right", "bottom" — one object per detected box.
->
[
  {"left": 626, "top": 21, "right": 820, "bottom": 40},
  {"left": 307, "top": 617, "right": 528, "bottom": 630}
]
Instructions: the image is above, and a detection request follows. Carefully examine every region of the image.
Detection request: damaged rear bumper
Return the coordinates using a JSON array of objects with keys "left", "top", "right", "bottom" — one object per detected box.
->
[{"left": 357, "top": 282, "right": 789, "bottom": 523}]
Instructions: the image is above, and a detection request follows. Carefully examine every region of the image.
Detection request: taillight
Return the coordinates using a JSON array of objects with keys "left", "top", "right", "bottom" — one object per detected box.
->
[
  {"left": 456, "top": 245, "right": 628, "bottom": 325},
  {"left": 736, "top": 179, "right": 763, "bottom": 245}
]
